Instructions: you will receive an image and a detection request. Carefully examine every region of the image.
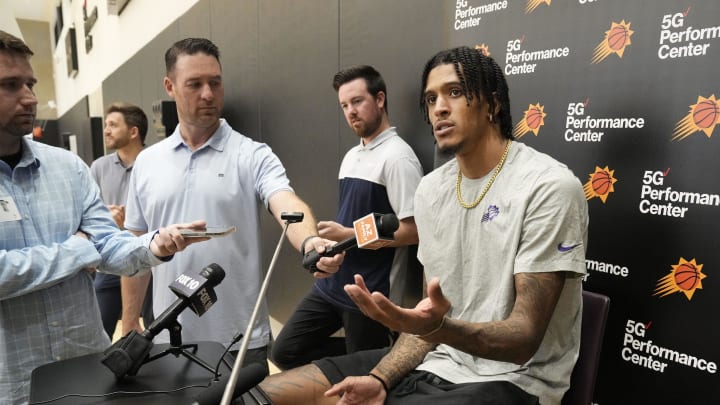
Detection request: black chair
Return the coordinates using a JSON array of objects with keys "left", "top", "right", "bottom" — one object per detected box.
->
[{"left": 562, "top": 290, "right": 610, "bottom": 405}]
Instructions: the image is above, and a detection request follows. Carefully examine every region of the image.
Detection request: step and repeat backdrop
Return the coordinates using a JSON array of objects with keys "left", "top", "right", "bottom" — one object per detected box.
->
[{"left": 443, "top": 0, "right": 719, "bottom": 403}]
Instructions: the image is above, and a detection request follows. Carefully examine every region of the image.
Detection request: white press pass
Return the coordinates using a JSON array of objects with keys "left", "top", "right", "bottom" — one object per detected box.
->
[{"left": 0, "top": 196, "right": 22, "bottom": 222}]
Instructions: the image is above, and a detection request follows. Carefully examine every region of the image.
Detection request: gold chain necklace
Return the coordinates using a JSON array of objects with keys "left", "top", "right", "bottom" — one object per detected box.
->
[{"left": 455, "top": 140, "right": 512, "bottom": 209}]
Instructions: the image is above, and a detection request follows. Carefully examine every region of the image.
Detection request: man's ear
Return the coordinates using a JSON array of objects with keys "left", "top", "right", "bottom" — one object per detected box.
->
[
  {"left": 163, "top": 76, "right": 174, "bottom": 98},
  {"left": 486, "top": 92, "right": 502, "bottom": 123},
  {"left": 376, "top": 91, "right": 386, "bottom": 111},
  {"left": 491, "top": 92, "right": 501, "bottom": 115}
]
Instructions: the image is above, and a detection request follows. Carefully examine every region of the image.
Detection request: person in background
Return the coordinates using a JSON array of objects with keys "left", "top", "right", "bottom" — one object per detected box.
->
[
  {"left": 0, "top": 30, "right": 208, "bottom": 404},
  {"left": 90, "top": 102, "right": 154, "bottom": 339},
  {"left": 258, "top": 46, "right": 589, "bottom": 405},
  {"left": 271, "top": 65, "right": 423, "bottom": 370},
  {"left": 122, "top": 37, "right": 344, "bottom": 374}
]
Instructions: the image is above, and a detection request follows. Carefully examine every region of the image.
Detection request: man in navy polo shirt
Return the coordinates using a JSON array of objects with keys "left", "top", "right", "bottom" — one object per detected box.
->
[{"left": 271, "top": 65, "right": 423, "bottom": 370}]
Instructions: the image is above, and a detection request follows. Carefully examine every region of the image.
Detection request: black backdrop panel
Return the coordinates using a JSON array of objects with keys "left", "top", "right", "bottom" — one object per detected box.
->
[
  {"left": 255, "top": 0, "right": 341, "bottom": 319},
  {"left": 210, "top": 0, "right": 260, "bottom": 139}
]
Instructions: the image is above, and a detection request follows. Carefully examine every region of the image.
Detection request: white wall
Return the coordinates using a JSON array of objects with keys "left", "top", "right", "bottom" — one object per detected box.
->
[
  {"left": 52, "top": 0, "right": 199, "bottom": 116},
  {"left": 0, "top": 0, "right": 24, "bottom": 39}
]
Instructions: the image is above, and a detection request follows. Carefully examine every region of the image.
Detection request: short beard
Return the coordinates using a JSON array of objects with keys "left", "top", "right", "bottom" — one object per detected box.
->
[
  {"left": 355, "top": 114, "right": 383, "bottom": 139},
  {"left": 2, "top": 123, "right": 34, "bottom": 138}
]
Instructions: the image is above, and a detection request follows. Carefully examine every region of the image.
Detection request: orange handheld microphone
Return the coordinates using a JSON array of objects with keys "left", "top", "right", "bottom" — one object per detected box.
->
[{"left": 302, "top": 213, "right": 399, "bottom": 272}]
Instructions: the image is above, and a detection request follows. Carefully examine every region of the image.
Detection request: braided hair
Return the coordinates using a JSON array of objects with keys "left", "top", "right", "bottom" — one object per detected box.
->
[{"left": 420, "top": 46, "right": 514, "bottom": 140}]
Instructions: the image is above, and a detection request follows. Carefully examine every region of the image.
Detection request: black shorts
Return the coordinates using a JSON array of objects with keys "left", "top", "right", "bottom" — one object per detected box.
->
[{"left": 313, "top": 349, "right": 540, "bottom": 405}]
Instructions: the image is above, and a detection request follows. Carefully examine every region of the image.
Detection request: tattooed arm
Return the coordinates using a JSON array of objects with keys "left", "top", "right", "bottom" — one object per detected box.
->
[
  {"left": 345, "top": 271, "right": 565, "bottom": 366},
  {"left": 323, "top": 333, "right": 436, "bottom": 404},
  {"left": 370, "top": 333, "right": 435, "bottom": 387},
  {"left": 419, "top": 272, "right": 566, "bottom": 364}
]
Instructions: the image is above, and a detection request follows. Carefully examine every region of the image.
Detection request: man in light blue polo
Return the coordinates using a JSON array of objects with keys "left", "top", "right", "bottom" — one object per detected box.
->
[{"left": 123, "top": 37, "right": 344, "bottom": 374}]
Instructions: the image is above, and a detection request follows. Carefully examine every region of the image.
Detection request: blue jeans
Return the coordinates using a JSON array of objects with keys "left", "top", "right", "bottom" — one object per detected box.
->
[{"left": 95, "top": 275, "right": 154, "bottom": 339}]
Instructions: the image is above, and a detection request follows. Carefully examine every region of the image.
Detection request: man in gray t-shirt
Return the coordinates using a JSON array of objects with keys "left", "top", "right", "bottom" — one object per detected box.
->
[
  {"left": 260, "top": 47, "right": 588, "bottom": 405},
  {"left": 90, "top": 102, "right": 152, "bottom": 339}
]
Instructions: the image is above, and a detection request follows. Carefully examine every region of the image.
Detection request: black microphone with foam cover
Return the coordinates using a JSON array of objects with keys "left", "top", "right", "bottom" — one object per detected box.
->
[
  {"left": 142, "top": 263, "right": 226, "bottom": 339},
  {"left": 303, "top": 213, "right": 399, "bottom": 272},
  {"left": 100, "top": 263, "right": 225, "bottom": 378},
  {"left": 191, "top": 362, "right": 267, "bottom": 405}
]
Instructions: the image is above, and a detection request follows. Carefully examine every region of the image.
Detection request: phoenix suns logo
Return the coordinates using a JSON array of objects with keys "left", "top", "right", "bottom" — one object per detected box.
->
[
  {"left": 526, "top": 0, "right": 550, "bottom": 14},
  {"left": 474, "top": 43, "right": 491, "bottom": 57},
  {"left": 584, "top": 166, "right": 617, "bottom": 202},
  {"left": 654, "top": 258, "right": 707, "bottom": 300},
  {"left": 671, "top": 94, "right": 720, "bottom": 141},
  {"left": 592, "top": 20, "right": 634, "bottom": 64},
  {"left": 513, "top": 102, "right": 546, "bottom": 138}
]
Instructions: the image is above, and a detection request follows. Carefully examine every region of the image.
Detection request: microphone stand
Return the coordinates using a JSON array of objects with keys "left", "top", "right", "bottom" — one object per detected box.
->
[
  {"left": 220, "top": 212, "right": 303, "bottom": 405},
  {"left": 143, "top": 320, "right": 216, "bottom": 374}
]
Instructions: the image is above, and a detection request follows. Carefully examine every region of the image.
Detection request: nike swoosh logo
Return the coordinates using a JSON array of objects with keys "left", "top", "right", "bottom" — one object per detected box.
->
[{"left": 557, "top": 243, "right": 582, "bottom": 252}]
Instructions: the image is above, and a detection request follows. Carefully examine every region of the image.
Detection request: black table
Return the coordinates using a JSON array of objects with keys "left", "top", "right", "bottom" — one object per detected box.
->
[{"left": 30, "top": 341, "right": 234, "bottom": 404}]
